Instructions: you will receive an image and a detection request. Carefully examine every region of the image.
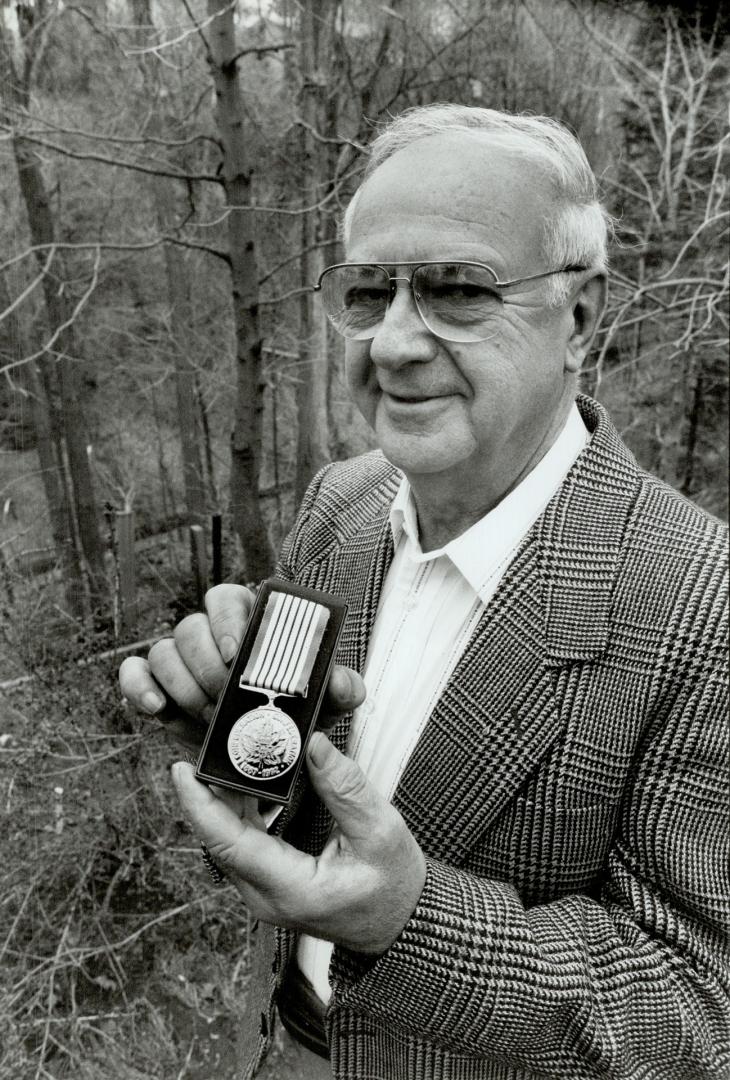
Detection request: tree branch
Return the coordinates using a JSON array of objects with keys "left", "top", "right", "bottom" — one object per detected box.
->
[
  {"left": 124, "top": 1, "right": 234, "bottom": 59},
  {"left": 227, "top": 42, "right": 295, "bottom": 67},
  {"left": 0, "top": 247, "right": 101, "bottom": 377},
  {"left": 2, "top": 103, "right": 220, "bottom": 151},
  {"left": 292, "top": 116, "right": 366, "bottom": 154},
  {"left": 0, "top": 234, "right": 230, "bottom": 280},
  {"left": 1, "top": 128, "right": 221, "bottom": 183}
]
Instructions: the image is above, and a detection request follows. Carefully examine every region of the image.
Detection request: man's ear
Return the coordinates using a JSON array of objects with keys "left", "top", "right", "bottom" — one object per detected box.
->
[{"left": 565, "top": 272, "right": 607, "bottom": 374}]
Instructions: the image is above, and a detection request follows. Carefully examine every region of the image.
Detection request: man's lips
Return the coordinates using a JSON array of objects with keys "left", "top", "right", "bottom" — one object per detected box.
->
[{"left": 380, "top": 389, "right": 454, "bottom": 403}]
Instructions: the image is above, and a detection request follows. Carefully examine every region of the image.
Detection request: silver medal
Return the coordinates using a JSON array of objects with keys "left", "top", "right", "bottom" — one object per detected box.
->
[{"left": 227, "top": 706, "right": 301, "bottom": 780}]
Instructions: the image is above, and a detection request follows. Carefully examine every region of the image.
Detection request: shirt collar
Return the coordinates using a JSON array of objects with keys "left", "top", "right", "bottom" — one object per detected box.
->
[{"left": 388, "top": 402, "right": 590, "bottom": 602}]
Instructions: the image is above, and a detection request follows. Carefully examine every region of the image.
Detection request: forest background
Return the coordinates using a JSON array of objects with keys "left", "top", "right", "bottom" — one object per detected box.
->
[{"left": 0, "top": 1, "right": 727, "bottom": 1078}]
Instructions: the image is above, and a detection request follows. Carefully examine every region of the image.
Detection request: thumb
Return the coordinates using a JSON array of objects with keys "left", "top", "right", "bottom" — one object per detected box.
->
[
  {"left": 171, "top": 761, "right": 246, "bottom": 855},
  {"left": 171, "top": 762, "right": 305, "bottom": 890},
  {"left": 306, "top": 732, "right": 384, "bottom": 841}
]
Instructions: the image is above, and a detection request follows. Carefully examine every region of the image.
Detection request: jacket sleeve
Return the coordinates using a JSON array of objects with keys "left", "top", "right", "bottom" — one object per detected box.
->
[{"left": 329, "top": 664, "right": 730, "bottom": 1078}]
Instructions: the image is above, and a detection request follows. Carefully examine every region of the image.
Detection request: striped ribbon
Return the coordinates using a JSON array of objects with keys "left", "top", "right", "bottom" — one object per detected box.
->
[{"left": 241, "top": 591, "right": 330, "bottom": 697}]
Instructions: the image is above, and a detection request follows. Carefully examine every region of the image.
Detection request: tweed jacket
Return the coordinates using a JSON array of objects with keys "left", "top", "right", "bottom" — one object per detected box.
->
[{"left": 239, "top": 396, "right": 729, "bottom": 1080}]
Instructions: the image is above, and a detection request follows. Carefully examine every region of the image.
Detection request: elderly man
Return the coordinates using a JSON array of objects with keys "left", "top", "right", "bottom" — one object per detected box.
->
[{"left": 120, "top": 105, "right": 729, "bottom": 1079}]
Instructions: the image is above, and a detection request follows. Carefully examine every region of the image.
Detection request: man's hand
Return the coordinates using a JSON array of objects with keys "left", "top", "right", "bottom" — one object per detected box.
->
[
  {"left": 118, "top": 584, "right": 366, "bottom": 753},
  {"left": 172, "top": 732, "right": 427, "bottom": 955}
]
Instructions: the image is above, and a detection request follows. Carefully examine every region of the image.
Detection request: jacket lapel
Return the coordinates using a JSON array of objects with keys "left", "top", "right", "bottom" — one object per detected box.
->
[
  {"left": 392, "top": 530, "right": 563, "bottom": 864},
  {"left": 392, "top": 397, "right": 641, "bottom": 865},
  {"left": 335, "top": 512, "right": 395, "bottom": 692}
]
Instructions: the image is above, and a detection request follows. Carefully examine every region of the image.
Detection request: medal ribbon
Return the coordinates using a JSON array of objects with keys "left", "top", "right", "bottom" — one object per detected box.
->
[{"left": 241, "top": 591, "right": 330, "bottom": 697}]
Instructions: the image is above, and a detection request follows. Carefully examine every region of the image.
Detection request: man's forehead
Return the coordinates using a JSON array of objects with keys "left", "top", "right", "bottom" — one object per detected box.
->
[{"left": 348, "top": 132, "right": 554, "bottom": 261}]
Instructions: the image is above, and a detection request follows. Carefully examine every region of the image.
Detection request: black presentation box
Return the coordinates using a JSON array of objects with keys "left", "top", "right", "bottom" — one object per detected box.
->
[{"left": 195, "top": 577, "right": 348, "bottom": 804}]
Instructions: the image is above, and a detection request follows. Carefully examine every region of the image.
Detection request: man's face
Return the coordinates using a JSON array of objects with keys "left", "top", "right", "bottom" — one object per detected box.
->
[{"left": 344, "top": 133, "right": 581, "bottom": 486}]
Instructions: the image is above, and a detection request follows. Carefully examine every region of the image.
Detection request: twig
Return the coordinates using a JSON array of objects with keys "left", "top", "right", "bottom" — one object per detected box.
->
[
  {"left": 228, "top": 42, "right": 295, "bottom": 66},
  {"left": 33, "top": 856, "right": 93, "bottom": 1080},
  {"left": 292, "top": 117, "right": 366, "bottom": 154},
  {"left": 124, "top": 2, "right": 235, "bottom": 57},
  {"left": 0, "top": 247, "right": 102, "bottom": 377},
  {"left": 3, "top": 103, "right": 219, "bottom": 151},
  {"left": 2, "top": 128, "right": 221, "bottom": 184},
  {"left": 0, "top": 248, "right": 56, "bottom": 324},
  {"left": 176, "top": 1037, "right": 197, "bottom": 1080},
  {"left": 0, "top": 870, "right": 45, "bottom": 964}
]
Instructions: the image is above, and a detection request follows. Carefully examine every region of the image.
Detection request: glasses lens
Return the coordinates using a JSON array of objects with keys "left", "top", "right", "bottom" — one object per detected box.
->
[
  {"left": 413, "top": 263, "right": 503, "bottom": 342},
  {"left": 320, "top": 265, "right": 390, "bottom": 340}
]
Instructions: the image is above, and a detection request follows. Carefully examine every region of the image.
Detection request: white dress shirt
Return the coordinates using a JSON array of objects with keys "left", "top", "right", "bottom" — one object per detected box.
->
[{"left": 297, "top": 404, "right": 590, "bottom": 1003}]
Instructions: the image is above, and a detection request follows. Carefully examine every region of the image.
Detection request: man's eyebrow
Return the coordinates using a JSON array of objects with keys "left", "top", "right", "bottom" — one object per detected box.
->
[{"left": 353, "top": 264, "right": 382, "bottom": 280}]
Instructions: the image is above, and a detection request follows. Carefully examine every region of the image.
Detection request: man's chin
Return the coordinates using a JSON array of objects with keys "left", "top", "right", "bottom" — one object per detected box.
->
[{"left": 378, "top": 430, "right": 477, "bottom": 479}]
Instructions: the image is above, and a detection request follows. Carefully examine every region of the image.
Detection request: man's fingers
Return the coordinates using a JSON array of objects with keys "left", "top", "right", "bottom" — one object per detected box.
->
[
  {"left": 204, "top": 584, "right": 255, "bottom": 664},
  {"left": 306, "top": 732, "right": 385, "bottom": 842},
  {"left": 173, "top": 613, "right": 229, "bottom": 699},
  {"left": 119, "top": 655, "right": 167, "bottom": 715},
  {"left": 320, "top": 666, "right": 367, "bottom": 728},
  {"left": 119, "top": 656, "right": 210, "bottom": 752},
  {"left": 147, "top": 638, "right": 211, "bottom": 719}
]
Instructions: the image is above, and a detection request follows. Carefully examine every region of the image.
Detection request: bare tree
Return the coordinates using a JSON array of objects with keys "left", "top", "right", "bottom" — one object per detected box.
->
[
  {"left": 0, "top": 3, "right": 106, "bottom": 606},
  {"left": 0, "top": 270, "right": 85, "bottom": 614},
  {"left": 131, "top": 0, "right": 207, "bottom": 524},
  {"left": 206, "top": 0, "right": 275, "bottom": 578},
  {"left": 582, "top": 6, "right": 729, "bottom": 511},
  {"left": 293, "top": 0, "right": 339, "bottom": 502}
]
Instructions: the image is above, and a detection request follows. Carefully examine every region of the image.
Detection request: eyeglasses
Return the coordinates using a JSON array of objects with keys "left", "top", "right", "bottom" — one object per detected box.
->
[{"left": 313, "top": 260, "right": 586, "bottom": 343}]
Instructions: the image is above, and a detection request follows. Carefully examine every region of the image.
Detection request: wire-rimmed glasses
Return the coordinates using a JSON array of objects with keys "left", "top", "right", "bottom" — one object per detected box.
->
[{"left": 313, "top": 260, "right": 586, "bottom": 343}]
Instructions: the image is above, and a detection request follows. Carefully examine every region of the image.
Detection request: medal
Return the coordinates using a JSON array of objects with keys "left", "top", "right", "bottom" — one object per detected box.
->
[
  {"left": 227, "top": 701, "right": 301, "bottom": 780},
  {"left": 196, "top": 578, "right": 348, "bottom": 804},
  {"left": 226, "top": 590, "right": 330, "bottom": 780}
]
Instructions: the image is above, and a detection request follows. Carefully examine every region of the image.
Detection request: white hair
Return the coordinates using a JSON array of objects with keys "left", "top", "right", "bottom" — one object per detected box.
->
[{"left": 341, "top": 104, "right": 612, "bottom": 306}]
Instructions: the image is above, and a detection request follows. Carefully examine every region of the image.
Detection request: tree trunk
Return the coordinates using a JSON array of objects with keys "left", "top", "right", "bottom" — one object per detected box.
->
[
  {"left": 208, "top": 0, "right": 274, "bottom": 580},
  {"left": 0, "top": 272, "right": 85, "bottom": 616},
  {"left": 295, "top": 0, "right": 338, "bottom": 502},
  {"left": 11, "top": 137, "right": 107, "bottom": 600},
  {"left": 0, "top": 14, "right": 105, "bottom": 605},
  {"left": 132, "top": 0, "right": 207, "bottom": 524},
  {"left": 157, "top": 186, "right": 207, "bottom": 522}
]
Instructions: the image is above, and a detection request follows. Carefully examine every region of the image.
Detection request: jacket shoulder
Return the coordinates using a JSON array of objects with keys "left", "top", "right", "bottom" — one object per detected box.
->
[
  {"left": 280, "top": 451, "right": 401, "bottom": 574},
  {"left": 630, "top": 465, "right": 728, "bottom": 564},
  {"left": 615, "top": 466, "right": 728, "bottom": 682}
]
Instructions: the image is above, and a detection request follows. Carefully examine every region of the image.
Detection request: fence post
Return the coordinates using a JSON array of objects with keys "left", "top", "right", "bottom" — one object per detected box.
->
[
  {"left": 189, "top": 523, "right": 208, "bottom": 608},
  {"left": 116, "top": 509, "right": 136, "bottom": 632},
  {"left": 212, "top": 512, "right": 222, "bottom": 586}
]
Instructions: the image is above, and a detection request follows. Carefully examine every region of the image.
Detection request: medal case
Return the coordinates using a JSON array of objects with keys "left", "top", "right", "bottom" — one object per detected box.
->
[{"left": 195, "top": 577, "right": 349, "bottom": 804}]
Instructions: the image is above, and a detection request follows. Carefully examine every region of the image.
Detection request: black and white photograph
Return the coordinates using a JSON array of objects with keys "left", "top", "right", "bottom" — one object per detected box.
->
[{"left": 1, "top": 2, "right": 727, "bottom": 1078}]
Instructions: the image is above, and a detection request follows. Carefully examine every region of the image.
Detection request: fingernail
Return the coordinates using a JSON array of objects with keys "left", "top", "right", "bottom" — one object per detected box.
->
[
  {"left": 142, "top": 691, "right": 165, "bottom": 714},
  {"left": 220, "top": 635, "right": 238, "bottom": 664},
  {"left": 307, "top": 731, "right": 330, "bottom": 768}
]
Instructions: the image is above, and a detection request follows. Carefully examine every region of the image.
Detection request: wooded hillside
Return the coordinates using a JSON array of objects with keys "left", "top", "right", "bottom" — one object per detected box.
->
[{"left": 0, "top": 2, "right": 727, "bottom": 1077}]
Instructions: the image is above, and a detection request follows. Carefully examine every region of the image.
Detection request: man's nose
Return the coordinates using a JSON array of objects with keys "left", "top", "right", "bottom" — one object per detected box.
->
[{"left": 368, "top": 282, "right": 437, "bottom": 367}]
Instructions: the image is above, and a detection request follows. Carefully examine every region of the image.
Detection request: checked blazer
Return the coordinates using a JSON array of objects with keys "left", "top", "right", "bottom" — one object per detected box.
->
[{"left": 239, "top": 396, "right": 729, "bottom": 1080}]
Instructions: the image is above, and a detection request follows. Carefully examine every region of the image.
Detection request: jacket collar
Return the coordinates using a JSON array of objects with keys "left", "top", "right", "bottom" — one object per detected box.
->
[{"left": 538, "top": 394, "right": 641, "bottom": 665}]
